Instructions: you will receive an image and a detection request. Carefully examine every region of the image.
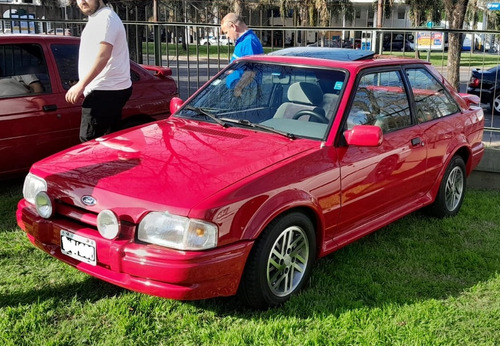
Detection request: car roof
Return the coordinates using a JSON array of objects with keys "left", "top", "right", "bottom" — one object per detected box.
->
[
  {"left": 0, "top": 34, "right": 79, "bottom": 44},
  {"left": 268, "top": 47, "right": 376, "bottom": 61}
]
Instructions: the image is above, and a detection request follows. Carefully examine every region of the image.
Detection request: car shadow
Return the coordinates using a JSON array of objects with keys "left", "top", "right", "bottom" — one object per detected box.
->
[{"left": 2, "top": 173, "right": 497, "bottom": 316}]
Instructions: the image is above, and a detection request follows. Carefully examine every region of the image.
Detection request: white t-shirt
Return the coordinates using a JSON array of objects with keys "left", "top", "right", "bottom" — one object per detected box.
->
[{"left": 79, "top": 6, "right": 132, "bottom": 96}]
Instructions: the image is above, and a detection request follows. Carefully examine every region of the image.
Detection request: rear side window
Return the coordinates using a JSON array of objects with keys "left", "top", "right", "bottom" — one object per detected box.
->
[
  {"left": 406, "top": 68, "right": 460, "bottom": 123},
  {"left": 346, "top": 70, "right": 411, "bottom": 133},
  {"left": 0, "top": 43, "right": 50, "bottom": 97},
  {"left": 51, "top": 43, "right": 79, "bottom": 90}
]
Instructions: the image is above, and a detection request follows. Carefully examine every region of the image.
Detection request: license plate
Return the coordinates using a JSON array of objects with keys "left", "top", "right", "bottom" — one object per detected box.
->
[{"left": 60, "top": 230, "right": 97, "bottom": 266}]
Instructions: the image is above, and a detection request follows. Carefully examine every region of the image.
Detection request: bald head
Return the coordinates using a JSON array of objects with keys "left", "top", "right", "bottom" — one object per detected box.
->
[{"left": 221, "top": 13, "right": 248, "bottom": 41}]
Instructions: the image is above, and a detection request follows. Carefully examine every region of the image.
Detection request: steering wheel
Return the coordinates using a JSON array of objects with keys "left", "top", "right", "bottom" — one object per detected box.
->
[{"left": 292, "top": 109, "right": 329, "bottom": 124}]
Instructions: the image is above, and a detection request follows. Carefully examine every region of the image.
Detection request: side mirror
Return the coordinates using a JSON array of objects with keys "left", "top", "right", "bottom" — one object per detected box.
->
[
  {"left": 460, "top": 93, "right": 480, "bottom": 108},
  {"left": 169, "top": 97, "right": 184, "bottom": 115},
  {"left": 344, "top": 125, "right": 383, "bottom": 147}
]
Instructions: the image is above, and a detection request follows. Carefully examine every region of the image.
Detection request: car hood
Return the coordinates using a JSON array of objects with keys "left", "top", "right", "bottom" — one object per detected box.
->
[{"left": 31, "top": 118, "right": 316, "bottom": 217}]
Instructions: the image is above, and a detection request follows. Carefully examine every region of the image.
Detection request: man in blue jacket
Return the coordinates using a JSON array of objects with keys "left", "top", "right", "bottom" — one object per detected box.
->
[{"left": 221, "top": 13, "right": 264, "bottom": 95}]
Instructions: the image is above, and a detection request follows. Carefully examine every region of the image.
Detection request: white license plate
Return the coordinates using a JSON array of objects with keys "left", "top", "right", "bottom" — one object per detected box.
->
[{"left": 60, "top": 230, "right": 97, "bottom": 266}]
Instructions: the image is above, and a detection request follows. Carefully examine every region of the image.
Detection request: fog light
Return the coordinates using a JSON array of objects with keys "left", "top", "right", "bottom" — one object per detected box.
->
[
  {"left": 97, "top": 210, "right": 120, "bottom": 239},
  {"left": 35, "top": 191, "right": 53, "bottom": 219}
]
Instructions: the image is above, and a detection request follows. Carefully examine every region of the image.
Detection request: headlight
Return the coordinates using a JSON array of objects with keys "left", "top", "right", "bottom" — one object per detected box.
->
[
  {"left": 138, "top": 212, "right": 218, "bottom": 250},
  {"left": 35, "top": 191, "right": 53, "bottom": 219},
  {"left": 23, "top": 173, "right": 47, "bottom": 205},
  {"left": 97, "top": 210, "right": 120, "bottom": 239}
]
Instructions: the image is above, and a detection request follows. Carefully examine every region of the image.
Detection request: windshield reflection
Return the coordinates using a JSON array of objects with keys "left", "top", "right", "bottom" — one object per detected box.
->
[{"left": 175, "top": 62, "right": 346, "bottom": 140}]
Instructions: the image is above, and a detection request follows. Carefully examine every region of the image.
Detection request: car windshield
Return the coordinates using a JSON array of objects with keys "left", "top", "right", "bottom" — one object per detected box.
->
[{"left": 176, "top": 61, "right": 346, "bottom": 140}]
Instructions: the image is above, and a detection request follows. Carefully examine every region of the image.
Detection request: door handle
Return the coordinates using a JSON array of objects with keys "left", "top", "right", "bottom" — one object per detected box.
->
[
  {"left": 43, "top": 104, "right": 58, "bottom": 112},
  {"left": 411, "top": 137, "right": 424, "bottom": 147}
]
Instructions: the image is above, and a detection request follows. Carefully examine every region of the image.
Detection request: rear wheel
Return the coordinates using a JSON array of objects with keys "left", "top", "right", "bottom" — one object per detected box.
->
[
  {"left": 427, "top": 155, "right": 466, "bottom": 218},
  {"left": 238, "top": 212, "right": 316, "bottom": 309}
]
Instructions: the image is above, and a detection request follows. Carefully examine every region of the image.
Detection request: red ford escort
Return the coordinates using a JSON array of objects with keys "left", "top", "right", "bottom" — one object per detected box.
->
[{"left": 17, "top": 48, "right": 484, "bottom": 308}]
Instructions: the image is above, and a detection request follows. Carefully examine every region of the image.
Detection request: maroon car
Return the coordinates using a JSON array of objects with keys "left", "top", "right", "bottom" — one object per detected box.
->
[{"left": 0, "top": 34, "right": 177, "bottom": 179}]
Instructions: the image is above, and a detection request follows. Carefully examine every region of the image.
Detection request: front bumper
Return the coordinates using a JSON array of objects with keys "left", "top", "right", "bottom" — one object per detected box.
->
[{"left": 16, "top": 199, "right": 253, "bottom": 300}]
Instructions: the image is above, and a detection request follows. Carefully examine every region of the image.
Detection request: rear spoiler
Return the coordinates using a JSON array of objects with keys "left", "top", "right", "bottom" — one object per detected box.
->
[{"left": 140, "top": 64, "right": 173, "bottom": 79}]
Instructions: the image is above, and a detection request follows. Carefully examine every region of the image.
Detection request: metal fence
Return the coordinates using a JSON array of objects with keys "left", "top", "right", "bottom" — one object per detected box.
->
[{"left": 1, "top": 14, "right": 499, "bottom": 146}]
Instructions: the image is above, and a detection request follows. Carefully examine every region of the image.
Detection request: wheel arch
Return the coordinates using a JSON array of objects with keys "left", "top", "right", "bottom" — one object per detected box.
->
[
  {"left": 427, "top": 144, "right": 471, "bottom": 204},
  {"left": 240, "top": 191, "right": 324, "bottom": 259}
]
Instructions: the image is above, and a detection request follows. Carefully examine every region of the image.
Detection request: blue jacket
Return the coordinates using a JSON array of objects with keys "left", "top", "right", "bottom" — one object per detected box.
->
[{"left": 230, "top": 29, "right": 264, "bottom": 62}]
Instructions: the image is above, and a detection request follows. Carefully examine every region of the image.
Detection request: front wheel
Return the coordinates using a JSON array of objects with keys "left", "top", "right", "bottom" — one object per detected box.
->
[
  {"left": 426, "top": 155, "right": 466, "bottom": 218},
  {"left": 238, "top": 212, "right": 316, "bottom": 309}
]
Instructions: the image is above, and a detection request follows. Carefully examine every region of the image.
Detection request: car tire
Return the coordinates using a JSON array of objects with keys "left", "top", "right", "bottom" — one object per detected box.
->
[
  {"left": 426, "top": 155, "right": 466, "bottom": 218},
  {"left": 491, "top": 93, "right": 500, "bottom": 114},
  {"left": 238, "top": 212, "right": 316, "bottom": 309}
]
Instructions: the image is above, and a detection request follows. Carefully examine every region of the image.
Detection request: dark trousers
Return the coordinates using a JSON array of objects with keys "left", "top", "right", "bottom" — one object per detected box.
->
[{"left": 79, "top": 86, "right": 133, "bottom": 142}]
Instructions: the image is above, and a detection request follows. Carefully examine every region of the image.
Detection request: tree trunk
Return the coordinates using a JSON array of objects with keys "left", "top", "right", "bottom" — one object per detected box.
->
[
  {"left": 447, "top": 33, "right": 462, "bottom": 89},
  {"left": 443, "top": 0, "right": 469, "bottom": 91}
]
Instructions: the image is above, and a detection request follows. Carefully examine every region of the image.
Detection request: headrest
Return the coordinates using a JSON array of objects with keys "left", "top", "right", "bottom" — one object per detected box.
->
[{"left": 288, "top": 82, "right": 323, "bottom": 106}]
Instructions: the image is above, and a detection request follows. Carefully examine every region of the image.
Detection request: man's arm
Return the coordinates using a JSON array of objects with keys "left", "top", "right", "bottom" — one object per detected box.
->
[
  {"left": 29, "top": 81, "right": 44, "bottom": 93},
  {"left": 65, "top": 42, "right": 113, "bottom": 104}
]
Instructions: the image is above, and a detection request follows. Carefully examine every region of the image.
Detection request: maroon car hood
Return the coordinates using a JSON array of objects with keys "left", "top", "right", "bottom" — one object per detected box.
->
[{"left": 31, "top": 118, "right": 315, "bottom": 216}]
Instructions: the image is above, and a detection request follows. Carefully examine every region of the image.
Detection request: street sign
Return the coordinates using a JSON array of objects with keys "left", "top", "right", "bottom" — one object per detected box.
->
[{"left": 487, "top": 3, "right": 500, "bottom": 10}]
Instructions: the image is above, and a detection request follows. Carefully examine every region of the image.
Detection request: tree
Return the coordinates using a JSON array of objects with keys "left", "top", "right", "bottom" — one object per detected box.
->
[{"left": 442, "top": 0, "right": 470, "bottom": 90}]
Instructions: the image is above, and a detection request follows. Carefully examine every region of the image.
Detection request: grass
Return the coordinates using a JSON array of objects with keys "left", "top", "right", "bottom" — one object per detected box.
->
[{"left": 1, "top": 178, "right": 499, "bottom": 345}]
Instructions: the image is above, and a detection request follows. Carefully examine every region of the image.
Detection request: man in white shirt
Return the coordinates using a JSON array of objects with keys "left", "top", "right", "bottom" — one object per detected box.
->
[{"left": 65, "top": 0, "right": 132, "bottom": 142}]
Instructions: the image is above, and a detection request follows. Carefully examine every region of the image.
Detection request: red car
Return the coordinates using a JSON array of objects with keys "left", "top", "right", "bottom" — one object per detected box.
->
[
  {"left": 17, "top": 48, "right": 484, "bottom": 308},
  {"left": 0, "top": 34, "right": 177, "bottom": 179}
]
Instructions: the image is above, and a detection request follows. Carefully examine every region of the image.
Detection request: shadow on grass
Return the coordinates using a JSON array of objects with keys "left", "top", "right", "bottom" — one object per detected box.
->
[
  {"left": 2, "top": 187, "right": 499, "bottom": 318},
  {"left": 0, "top": 277, "right": 127, "bottom": 308}
]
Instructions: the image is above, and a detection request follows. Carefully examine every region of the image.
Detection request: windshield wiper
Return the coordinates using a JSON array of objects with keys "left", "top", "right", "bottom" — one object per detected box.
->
[
  {"left": 220, "top": 118, "right": 296, "bottom": 139},
  {"left": 183, "top": 105, "right": 227, "bottom": 127}
]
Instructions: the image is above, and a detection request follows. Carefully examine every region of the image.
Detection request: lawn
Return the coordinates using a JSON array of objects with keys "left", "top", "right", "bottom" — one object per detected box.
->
[{"left": 1, "top": 178, "right": 499, "bottom": 345}]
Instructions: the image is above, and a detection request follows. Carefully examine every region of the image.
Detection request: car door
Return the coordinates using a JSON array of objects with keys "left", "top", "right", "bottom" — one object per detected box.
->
[
  {"left": 0, "top": 40, "right": 81, "bottom": 178},
  {"left": 333, "top": 68, "right": 429, "bottom": 246},
  {"left": 404, "top": 66, "right": 465, "bottom": 185}
]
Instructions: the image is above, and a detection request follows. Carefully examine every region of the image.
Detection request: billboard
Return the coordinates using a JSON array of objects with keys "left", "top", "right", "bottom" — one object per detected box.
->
[{"left": 415, "top": 31, "right": 448, "bottom": 51}]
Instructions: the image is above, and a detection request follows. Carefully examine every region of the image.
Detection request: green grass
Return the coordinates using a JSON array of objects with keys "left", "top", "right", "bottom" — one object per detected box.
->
[{"left": 1, "top": 179, "right": 499, "bottom": 345}]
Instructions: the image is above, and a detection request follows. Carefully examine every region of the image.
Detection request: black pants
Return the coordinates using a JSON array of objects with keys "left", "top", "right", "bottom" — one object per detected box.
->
[{"left": 79, "top": 86, "right": 133, "bottom": 142}]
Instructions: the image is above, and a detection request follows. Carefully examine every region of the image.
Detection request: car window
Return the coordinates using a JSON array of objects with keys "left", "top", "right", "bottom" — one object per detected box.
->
[
  {"left": 405, "top": 68, "right": 460, "bottom": 123},
  {"left": 177, "top": 62, "right": 346, "bottom": 140},
  {"left": 51, "top": 43, "right": 79, "bottom": 90},
  {"left": 0, "top": 43, "right": 50, "bottom": 97},
  {"left": 346, "top": 70, "right": 411, "bottom": 133}
]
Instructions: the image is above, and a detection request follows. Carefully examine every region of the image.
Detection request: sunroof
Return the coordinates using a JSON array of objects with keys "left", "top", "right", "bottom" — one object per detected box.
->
[{"left": 268, "top": 47, "right": 375, "bottom": 61}]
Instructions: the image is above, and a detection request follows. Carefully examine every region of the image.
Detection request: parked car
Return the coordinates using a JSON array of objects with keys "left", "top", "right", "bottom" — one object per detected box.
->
[
  {"left": 307, "top": 39, "right": 354, "bottom": 49},
  {"left": 17, "top": 47, "right": 484, "bottom": 309},
  {"left": 383, "top": 39, "right": 414, "bottom": 52},
  {"left": 200, "top": 35, "right": 231, "bottom": 46},
  {"left": 199, "top": 35, "right": 217, "bottom": 45},
  {"left": 0, "top": 34, "right": 177, "bottom": 179},
  {"left": 467, "top": 66, "right": 500, "bottom": 113},
  {"left": 47, "top": 28, "right": 71, "bottom": 36},
  {"left": 219, "top": 34, "right": 231, "bottom": 45}
]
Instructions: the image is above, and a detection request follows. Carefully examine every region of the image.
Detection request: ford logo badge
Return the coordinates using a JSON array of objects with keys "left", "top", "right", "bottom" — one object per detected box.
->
[{"left": 81, "top": 195, "right": 97, "bottom": 206}]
